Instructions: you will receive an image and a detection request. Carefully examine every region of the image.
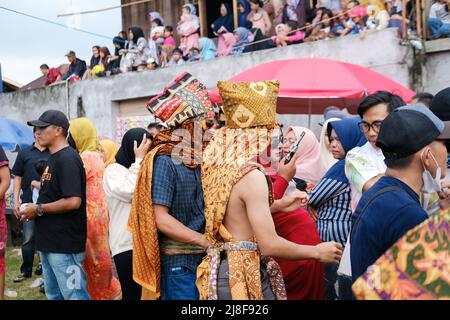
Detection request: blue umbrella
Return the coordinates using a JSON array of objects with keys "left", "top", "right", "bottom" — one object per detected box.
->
[{"left": 0, "top": 117, "right": 34, "bottom": 151}]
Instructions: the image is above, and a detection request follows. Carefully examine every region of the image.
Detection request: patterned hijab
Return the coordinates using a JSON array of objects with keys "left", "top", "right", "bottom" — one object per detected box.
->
[{"left": 128, "top": 74, "right": 211, "bottom": 300}]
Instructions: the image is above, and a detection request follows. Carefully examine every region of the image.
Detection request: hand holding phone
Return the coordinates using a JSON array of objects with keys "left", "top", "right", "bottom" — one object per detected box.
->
[{"left": 284, "top": 131, "right": 305, "bottom": 164}]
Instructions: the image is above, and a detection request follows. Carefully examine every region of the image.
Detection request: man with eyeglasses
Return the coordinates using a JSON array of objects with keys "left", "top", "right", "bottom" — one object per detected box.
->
[{"left": 344, "top": 91, "right": 406, "bottom": 212}]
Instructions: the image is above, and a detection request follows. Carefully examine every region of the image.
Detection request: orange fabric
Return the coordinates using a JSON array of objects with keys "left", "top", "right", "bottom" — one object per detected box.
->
[
  {"left": 127, "top": 120, "right": 205, "bottom": 299},
  {"left": 81, "top": 151, "right": 121, "bottom": 300}
]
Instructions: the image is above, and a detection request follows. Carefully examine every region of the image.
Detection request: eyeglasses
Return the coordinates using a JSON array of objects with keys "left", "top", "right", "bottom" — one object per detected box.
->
[{"left": 358, "top": 120, "right": 383, "bottom": 134}]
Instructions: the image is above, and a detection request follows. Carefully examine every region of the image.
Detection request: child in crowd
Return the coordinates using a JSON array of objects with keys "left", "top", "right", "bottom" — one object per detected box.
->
[
  {"left": 177, "top": 3, "right": 200, "bottom": 56},
  {"left": 188, "top": 47, "right": 201, "bottom": 62},
  {"left": 168, "top": 48, "right": 186, "bottom": 66},
  {"left": 273, "top": 20, "right": 304, "bottom": 46}
]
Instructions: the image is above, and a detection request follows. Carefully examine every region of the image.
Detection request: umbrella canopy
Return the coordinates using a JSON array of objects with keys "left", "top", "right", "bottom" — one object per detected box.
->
[
  {"left": 210, "top": 58, "right": 416, "bottom": 114},
  {"left": 0, "top": 117, "right": 34, "bottom": 151}
]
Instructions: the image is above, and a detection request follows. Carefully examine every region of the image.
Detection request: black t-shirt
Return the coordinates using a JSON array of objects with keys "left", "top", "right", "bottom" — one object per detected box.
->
[
  {"left": 36, "top": 146, "right": 87, "bottom": 253},
  {"left": 0, "top": 146, "right": 8, "bottom": 164},
  {"left": 11, "top": 144, "right": 50, "bottom": 203}
]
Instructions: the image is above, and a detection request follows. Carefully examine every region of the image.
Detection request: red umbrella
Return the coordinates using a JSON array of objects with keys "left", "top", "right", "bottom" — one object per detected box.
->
[{"left": 209, "top": 58, "right": 415, "bottom": 114}]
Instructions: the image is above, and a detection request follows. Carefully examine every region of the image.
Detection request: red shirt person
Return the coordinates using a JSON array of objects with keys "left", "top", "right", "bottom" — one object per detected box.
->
[{"left": 40, "top": 64, "right": 62, "bottom": 86}]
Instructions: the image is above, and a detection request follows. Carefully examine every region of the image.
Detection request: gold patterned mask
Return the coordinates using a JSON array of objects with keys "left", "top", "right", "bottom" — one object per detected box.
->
[{"left": 217, "top": 80, "right": 279, "bottom": 129}]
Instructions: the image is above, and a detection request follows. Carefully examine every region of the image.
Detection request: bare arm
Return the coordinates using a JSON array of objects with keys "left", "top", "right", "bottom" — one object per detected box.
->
[
  {"left": 241, "top": 170, "right": 342, "bottom": 263},
  {"left": 154, "top": 204, "right": 209, "bottom": 248},
  {"left": 13, "top": 175, "right": 22, "bottom": 217}
]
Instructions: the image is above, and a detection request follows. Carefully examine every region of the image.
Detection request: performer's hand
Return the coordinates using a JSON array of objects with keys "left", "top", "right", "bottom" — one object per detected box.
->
[{"left": 315, "top": 242, "right": 343, "bottom": 264}]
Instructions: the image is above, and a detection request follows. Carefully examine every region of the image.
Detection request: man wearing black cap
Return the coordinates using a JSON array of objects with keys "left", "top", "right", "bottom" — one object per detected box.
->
[
  {"left": 350, "top": 104, "right": 450, "bottom": 283},
  {"left": 20, "top": 110, "right": 89, "bottom": 300}
]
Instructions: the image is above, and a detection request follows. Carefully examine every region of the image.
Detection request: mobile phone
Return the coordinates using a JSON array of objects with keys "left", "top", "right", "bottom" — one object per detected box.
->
[{"left": 284, "top": 131, "right": 305, "bottom": 164}]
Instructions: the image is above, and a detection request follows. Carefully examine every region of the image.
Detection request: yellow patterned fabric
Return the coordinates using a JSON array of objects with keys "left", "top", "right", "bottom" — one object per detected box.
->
[
  {"left": 217, "top": 80, "right": 279, "bottom": 129},
  {"left": 197, "top": 80, "right": 284, "bottom": 300},
  {"left": 352, "top": 209, "right": 450, "bottom": 300}
]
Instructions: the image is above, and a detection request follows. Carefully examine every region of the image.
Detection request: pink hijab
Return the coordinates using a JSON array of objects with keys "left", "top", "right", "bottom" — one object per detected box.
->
[
  {"left": 288, "top": 126, "right": 327, "bottom": 185},
  {"left": 216, "top": 32, "right": 236, "bottom": 57}
]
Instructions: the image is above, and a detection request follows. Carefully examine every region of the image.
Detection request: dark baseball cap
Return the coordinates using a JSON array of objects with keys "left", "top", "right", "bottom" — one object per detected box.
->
[
  {"left": 430, "top": 87, "right": 450, "bottom": 121},
  {"left": 27, "top": 110, "right": 70, "bottom": 131},
  {"left": 376, "top": 104, "right": 450, "bottom": 160},
  {"left": 65, "top": 50, "right": 76, "bottom": 56}
]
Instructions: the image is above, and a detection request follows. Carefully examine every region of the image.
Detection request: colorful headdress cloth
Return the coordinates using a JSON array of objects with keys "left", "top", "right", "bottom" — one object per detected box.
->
[
  {"left": 217, "top": 80, "right": 279, "bottom": 129},
  {"left": 146, "top": 72, "right": 212, "bottom": 128}
]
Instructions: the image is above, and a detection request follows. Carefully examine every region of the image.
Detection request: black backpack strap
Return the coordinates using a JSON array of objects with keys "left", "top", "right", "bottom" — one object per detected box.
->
[{"left": 350, "top": 186, "right": 406, "bottom": 244}]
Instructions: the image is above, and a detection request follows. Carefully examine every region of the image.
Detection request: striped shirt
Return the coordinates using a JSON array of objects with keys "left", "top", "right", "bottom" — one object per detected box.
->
[{"left": 309, "top": 177, "right": 352, "bottom": 247}]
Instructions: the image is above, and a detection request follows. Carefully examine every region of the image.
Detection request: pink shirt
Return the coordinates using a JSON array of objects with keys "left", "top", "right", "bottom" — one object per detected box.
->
[{"left": 164, "top": 36, "right": 177, "bottom": 47}]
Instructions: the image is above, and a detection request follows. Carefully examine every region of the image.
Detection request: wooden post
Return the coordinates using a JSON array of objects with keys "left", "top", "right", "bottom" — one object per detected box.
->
[
  {"left": 416, "top": 0, "right": 421, "bottom": 38},
  {"left": 233, "top": 0, "right": 239, "bottom": 30},
  {"left": 421, "top": 0, "right": 427, "bottom": 39},
  {"left": 402, "top": 0, "right": 407, "bottom": 39},
  {"left": 198, "top": 0, "right": 207, "bottom": 37}
]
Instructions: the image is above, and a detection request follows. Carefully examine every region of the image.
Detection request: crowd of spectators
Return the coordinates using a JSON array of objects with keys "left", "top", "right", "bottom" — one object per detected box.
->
[{"left": 40, "top": 0, "right": 450, "bottom": 87}]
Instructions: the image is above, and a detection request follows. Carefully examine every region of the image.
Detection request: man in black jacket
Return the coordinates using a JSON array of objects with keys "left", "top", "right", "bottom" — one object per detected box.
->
[{"left": 63, "top": 51, "right": 87, "bottom": 80}]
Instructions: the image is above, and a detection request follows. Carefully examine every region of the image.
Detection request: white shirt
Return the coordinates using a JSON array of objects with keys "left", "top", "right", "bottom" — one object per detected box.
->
[
  {"left": 103, "top": 159, "right": 142, "bottom": 257},
  {"left": 430, "top": 3, "right": 450, "bottom": 24},
  {"left": 345, "top": 142, "right": 387, "bottom": 212}
]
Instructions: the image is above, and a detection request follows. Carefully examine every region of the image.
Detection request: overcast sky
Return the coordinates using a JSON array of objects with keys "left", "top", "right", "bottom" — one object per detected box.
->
[{"left": 0, "top": 0, "right": 122, "bottom": 84}]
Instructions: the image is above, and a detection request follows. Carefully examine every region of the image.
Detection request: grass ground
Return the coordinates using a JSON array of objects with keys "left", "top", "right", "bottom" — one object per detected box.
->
[{"left": 4, "top": 247, "right": 46, "bottom": 300}]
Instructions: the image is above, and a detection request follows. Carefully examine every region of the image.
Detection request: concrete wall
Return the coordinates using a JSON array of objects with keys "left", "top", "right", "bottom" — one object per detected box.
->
[
  {"left": 423, "top": 38, "right": 450, "bottom": 95},
  {"left": 0, "top": 28, "right": 413, "bottom": 140}
]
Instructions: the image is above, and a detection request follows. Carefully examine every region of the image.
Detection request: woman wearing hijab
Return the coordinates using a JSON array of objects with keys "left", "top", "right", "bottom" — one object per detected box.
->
[
  {"left": 232, "top": 27, "right": 251, "bottom": 55},
  {"left": 216, "top": 32, "right": 236, "bottom": 57},
  {"left": 212, "top": 3, "right": 235, "bottom": 34},
  {"left": 198, "top": 37, "right": 217, "bottom": 61},
  {"left": 264, "top": 128, "right": 325, "bottom": 300},
  {"left": 309, "top": 116, "right": 366, "bottom": 300},
  {"left": 319, "top": 118, "right": 341, "bottom": 170},
  {"left": 99, "top": 139, "right": 119, "bottom": 167},
  {"left": 177, "top": 3, "right": 200, "bottom": 56},
  {"left": 68, "top": 118, "right": 121, "bottom": 300},
  {"left": 103, "top": 128, "right": 151, "bottom": 300},
  {"left": 238, "top": 0, "right": 252, "bottom": 28},
  {"left": 213, "top": 3, "right": 236, "bottom": 58},
  {"left": 280, "top": 126, "right": 327, "bottom": 192}
]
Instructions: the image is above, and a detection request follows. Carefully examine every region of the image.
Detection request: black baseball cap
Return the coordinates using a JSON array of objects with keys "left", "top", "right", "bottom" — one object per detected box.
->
[
  {"left": 430, "top": 87, "right": 450, "bottom": 121},
  {"left": 65, "top": 50, "right": 76, "bottom": 57},
  {"left": 27, "top": 110, "right": 70, "bottom": 131},
  {"left": 376, "top": 104, "right": 450, "bottom": 160}
]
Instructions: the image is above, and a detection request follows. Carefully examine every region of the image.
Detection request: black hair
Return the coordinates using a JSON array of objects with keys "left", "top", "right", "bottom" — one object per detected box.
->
[
  {"left": 189, "top": 47, "right": 200, "bottom": 53},
  {"left": 413, "top": 92, "right": 434, "bottom": 105},
  {"left": 152, "top": 18, "right": 163, "bottom": 27},
  {"left": 357, "top": 91, "right": 406, "bottom": 117},
  {"left": 164, "top": 26, "right": 174, "bottom": 33},
  {"left": 119, "top": 31, "right": 127, "bottom": 38},
  {"left": 40, "top": 64, "right": 49, "bottom": 70},
  {"left": 286, "top": 20, "right": 298, "bottom": 31},
  {"left": 384, "top": 154, "right": 415, "bottom": 169},
  {"left": 172, "top": 47, "right": 184, "bottom": 55},
  {"left": 35, "top": 159, "right": 48, "bottom": 176},
  {"left": 92, "top": 45, "right": 100, "bottom": 51},
  {"left": 128, "top": 27, "right": 145, "bottom": 41},
  {"left": 249, "top": 0, "right": 263, "bottom": 7},
  {"left": 147, "top": 122, "right": 163, "bottom": 129}
]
